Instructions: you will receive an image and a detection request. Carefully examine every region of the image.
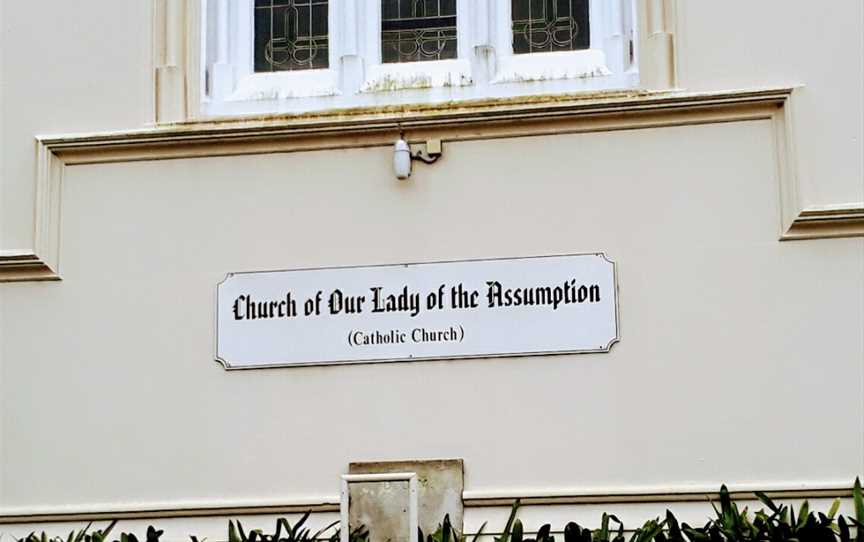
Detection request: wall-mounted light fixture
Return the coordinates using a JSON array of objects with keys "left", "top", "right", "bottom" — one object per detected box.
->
[{"left": 394, "top": 134, "right": 442, "bottom": 180}]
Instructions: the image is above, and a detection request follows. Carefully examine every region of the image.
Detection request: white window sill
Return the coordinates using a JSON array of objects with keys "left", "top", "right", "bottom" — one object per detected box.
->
[
  {"left": 493, "top": 49, "right": 611, "bottom": 85},
  {"left": 200, "top": 71, "right": 640, "bottom": 119},
  {"left": 228, "top": 70, "right": 340, "bottom": 102},
  {"left": 361, "top": 59, "right": 473, "bottom": 93},
  {"left": 200, "top": 54, "right": 638, "bottom": 118}
]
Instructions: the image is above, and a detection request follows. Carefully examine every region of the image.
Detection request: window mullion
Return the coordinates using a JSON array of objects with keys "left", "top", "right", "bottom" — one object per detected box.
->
[
  {"left": 599, "top": 0, "right": 628, "bottom": 75},
  {"left": 332, "top": 0, "right": 363, "bottom": 95},
  {"left": 456, "top": 0, "right": 476, "bottom": 60},
  {"left": 466, "top": 0, "right": 497, "bottom": 86},
  {"left": 484, "top": 0, "right": 513, "bottom": 85},
  {"left": 230, "top": 0, "right": 253, "bottom": 87},
  {"left": 207, "top": 0, "right": 235, "bottom": 100},
  {"left": 204, "top": 0, "right": 252, "bottom": 101}
]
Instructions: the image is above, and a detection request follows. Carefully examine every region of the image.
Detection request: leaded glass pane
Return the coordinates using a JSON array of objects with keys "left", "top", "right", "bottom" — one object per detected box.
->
[
  {"left": 512, "top": 0, "right": 589, "bottom": 55},
  {"left": 254, "top": 0, "right": 329, "bottom": 72},
  {"left": 381, "top": 0, "right": 457, "bottom": 64}
]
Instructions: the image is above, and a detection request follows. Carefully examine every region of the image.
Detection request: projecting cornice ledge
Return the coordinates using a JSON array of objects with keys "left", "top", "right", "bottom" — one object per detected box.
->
[
  {"left": 783, "top": 205, "right": 864, "bottom": 241},
  {"left": 1, "top": 87, "right": 861, "bottom": 282},
  {"left": 0, "top": 251, "right": 58, "bottom": 282}
]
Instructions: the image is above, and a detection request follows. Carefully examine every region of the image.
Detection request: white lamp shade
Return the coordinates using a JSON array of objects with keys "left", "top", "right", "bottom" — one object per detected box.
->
[{"left": 393, "top": 139, "right": 412, "bottom": 179}]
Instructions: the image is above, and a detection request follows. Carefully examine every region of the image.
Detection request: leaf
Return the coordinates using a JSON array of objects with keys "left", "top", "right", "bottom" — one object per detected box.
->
[
  {"left": 74, "top": 523, "right": 93, "bottom": 542},
  {"left": 796, "top": 500, "right": 810, "bottom": 530},
  {"left": 854, "top": 517, "right": 864, "bottom": 542},
  {"left": 279, "top": 519, "right": 292, "bottom": 541},
  {"left": 511, "top": 520, "right": 523, "bottom": 542},
  {"left": 292, "top": 512, "right": 311, "bottom": 541},
  {"left": 855, "top": 477, "right": 864, "bottom": 526},
  {"left": 229, "top": 521, "right": 240, "bottom": 542},
  {"left": 755, "top": 492, "right": 780, "bottom": 514},
  {"left": 839, "top": 516, "right": 851, "bottom": 542},
  {"left": 471, "top": 522, "right": 488, "bottom": 542},
  {"left": 630, "top": 519, "right": 663, "bottom": 542},
  {"left": 597, "top": 513, "right": 609, "bottom": 542},
  {"left": 536, "top": 524, "right": 551, "bottom": 542},
  {"left": 101, "top": 521, "right": 118, "bottom": 541},
  {"left": 681, "top": 525, "right": 709, "bottom": 542},
  {"left": 607, "top": 515, "right": 623, "bottom": 542},
  {"left": 497, "top": 500, "right": 520, "bottom": 542},
  {"left": 146, "top": 526, "right": 164, "bottom": 542},
  {"left": 827, "top": 497, "right": 840, "bottom": 520},
  {"left": 349, "top": 525, "right": 368, "bottom": 542},
  {"left": 790, "top": 502, "right": 796, "bottom": 529},
  {"left": 665, "top": 511, "right": 682, "bottom": 541},
  {"left": 310, "top": 520, "right": 340, "bottom": 541},
  {"left": 718, "top": 486, "right": 734, "bottom": 521},
  {"left": 442, "top": 514, "right": 452, "bottom": 542}
]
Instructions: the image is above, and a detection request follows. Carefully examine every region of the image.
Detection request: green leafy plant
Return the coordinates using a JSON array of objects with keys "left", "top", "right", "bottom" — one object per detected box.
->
[
  {"left": 419, "top": 512, "right": 485, "bottom": 542},
  {"left": 517, "top": 478, "right": 864, "bottom": 542},
  {"left": 17, "top": 521, "right": 121, "bottom": 542},
  {"left": 14, "top": 513, "right": 363, "bottom": 542},
  {"left": 223, "top": 512, "right": 363, "bottom": 542}
]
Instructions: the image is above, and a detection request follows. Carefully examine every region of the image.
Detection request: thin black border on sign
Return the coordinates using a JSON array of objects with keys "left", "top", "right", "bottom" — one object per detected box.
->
[{"left": 214, "top": 252, "right": 620, "bottom": 370}]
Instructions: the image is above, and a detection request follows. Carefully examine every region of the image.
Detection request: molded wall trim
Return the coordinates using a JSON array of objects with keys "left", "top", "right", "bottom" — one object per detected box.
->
[
  {"left": 1, "top": 87, "right": 861, "bottom": 283},
  {"left": 0, "top": 482, "right": 853, "bottom": 524}
]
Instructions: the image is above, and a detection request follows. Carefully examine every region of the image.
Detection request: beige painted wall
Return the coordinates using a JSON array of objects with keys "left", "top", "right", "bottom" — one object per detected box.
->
[
  {"left": 677, "top": 2, "right": 864, "bottom": 206},
  {"left": 1, "top": 0, "right": 862, "bottom": 536},
  {"left": 3, "top": 120, "right": 862, "bottom": 503}
]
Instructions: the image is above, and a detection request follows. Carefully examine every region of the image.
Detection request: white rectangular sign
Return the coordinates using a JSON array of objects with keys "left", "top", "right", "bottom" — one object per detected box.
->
[{"left": 216, "top": 254, "right": 619, "bottom": 369}]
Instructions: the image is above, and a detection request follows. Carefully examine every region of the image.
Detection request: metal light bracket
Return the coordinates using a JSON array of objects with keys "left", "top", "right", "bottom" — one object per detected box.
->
[{"left": 411, "top": 138, "right": 442, "bottom": 164}]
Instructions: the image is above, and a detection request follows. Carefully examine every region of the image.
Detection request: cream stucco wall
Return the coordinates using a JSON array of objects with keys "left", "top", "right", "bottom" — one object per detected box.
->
[
  {"left": 1, "top": 0, "right": 862, "bottom": 538},
  {"left": 676, "top": 2, "right": 863, "bottom": 206}
]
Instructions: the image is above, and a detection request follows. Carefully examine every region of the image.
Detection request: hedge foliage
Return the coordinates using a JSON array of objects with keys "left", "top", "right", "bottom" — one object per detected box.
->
[{"left": 16, "top": 479, "right": 864, "bottom": 542}]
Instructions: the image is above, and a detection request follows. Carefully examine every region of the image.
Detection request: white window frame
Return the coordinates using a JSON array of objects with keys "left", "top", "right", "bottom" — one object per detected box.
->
[
  {"left": 199, "top": 0, "right": 643, "bottom": 118},
  {"left": 490, "top": 0, "right": 638, "bottom": 86},
  {"left": 205, "top": 0, "right": 341, "bottom": 102},
  {"left": 358, "top": 1, "right": 473, "bottom": 93}
]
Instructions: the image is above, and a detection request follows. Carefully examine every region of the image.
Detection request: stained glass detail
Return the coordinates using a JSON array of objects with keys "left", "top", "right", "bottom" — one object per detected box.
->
[
  {"left": 511, "top": 0, "right": 590, "bottom": 55},
  {"left": 254, "top": 0, "right": 329, "bottom": 72},
  {"left": 381, "top": 0, "right": 457, "bottom": 64}
]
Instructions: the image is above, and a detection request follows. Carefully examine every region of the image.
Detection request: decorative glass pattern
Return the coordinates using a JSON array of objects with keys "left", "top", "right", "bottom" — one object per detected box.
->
[
  {"left": 511, "top": 0, "right": 590, "bottom": 54},
  {"left": 381, "top": 0, "right": 457, "bottom": 64},
  {"left": 254, "top": 0, "right": 329, "bottom": 72}
]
